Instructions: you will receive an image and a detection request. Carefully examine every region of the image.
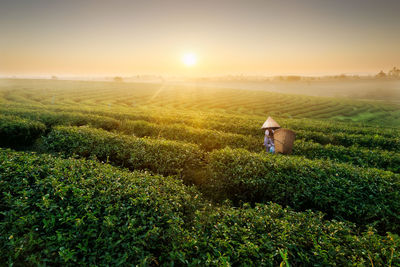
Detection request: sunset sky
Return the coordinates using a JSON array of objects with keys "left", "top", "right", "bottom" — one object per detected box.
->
[{"left": 1, "top": 0, "right": 399, "bottom": 76}]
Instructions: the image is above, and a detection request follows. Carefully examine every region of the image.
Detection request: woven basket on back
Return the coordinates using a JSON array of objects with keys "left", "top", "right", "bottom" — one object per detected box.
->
[{"left": 274, "top": 128, "right": 296, "bottom": 154}]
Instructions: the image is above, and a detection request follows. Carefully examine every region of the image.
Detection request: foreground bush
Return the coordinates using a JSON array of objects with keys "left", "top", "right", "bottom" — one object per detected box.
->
[
  {"left": 183, "top": 203, "right": 399, "bottom": 266},
  {"left": 207, "top": 148, "right": 400, "bottom": 234},
  {"left": 0, "top": 115, "right": 46, "bottom": 148},
  {"left": 1, "top": 149, "right": 399, "bottom": 266},
  {"left": 41, "top": 126, "right": 204, "bottom": 177},
  {"left": 0, "top": 149, "right": 203, "bottom": 265}
]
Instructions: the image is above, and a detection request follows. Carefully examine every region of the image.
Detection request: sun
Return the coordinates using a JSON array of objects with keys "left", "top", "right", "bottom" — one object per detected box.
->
[{"left": 182, "top": 53, "right": 197, "bottom": 67}]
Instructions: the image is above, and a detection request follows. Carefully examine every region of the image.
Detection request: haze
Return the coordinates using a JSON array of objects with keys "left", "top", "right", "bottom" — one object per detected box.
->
[{"left": 1, "top": 0, "right": 400, "bottom": 76}]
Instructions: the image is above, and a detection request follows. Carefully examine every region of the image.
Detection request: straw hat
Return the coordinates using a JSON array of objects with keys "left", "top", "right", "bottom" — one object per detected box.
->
[{"left": 261, "top": 116, "right": 281, "bottom": 129}]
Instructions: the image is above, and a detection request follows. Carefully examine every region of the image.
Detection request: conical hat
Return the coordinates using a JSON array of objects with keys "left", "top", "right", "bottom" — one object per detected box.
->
[{"left": 261, "top": 116, "right": 280, "bottom": 129}]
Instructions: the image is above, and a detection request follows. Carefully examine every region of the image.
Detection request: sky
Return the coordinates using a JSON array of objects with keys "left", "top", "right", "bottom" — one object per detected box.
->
[{"left": 1, "top": 0, "right": 399, "bottom": 76}]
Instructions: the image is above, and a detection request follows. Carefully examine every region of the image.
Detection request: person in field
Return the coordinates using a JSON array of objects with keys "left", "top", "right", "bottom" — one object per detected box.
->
[
  {"left": 264, "top": 129, "right": 275, "bottom": 153},
  {"left": 261, "top": 116, "right": 280, "bottom": 153}
]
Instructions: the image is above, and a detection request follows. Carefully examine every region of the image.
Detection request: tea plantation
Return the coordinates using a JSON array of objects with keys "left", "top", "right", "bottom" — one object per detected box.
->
[{"left": 0, "top": 79, "right": 399, "bottom": 265}]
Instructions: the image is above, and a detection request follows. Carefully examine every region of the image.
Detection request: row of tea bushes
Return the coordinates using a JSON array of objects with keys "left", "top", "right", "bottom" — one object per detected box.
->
[
  {"left": 1, "top": 105, "right": 262, "bottom": 152},
  {"left": 121, "top": 120, "right": 400, "bottom": 172},
  {"left": 293, "top": 140, "right": 400, "bottom": 173},
  {"left": 41, "top": 126, "right": 204, "bottom": 177},
  {"left": 119, "top": 119, "right": 400, "bottom": 172},
  {"left": 120, "top": 119, "right": 260, "bottom": 152},
  {"left": 7, "top": 102, "right": 398, "bottom": 143},
  {"left": 0, "top": 149, "right": 203, "bottom": 266},
  {"left": 185, "top": 203, "right": 399, "bottom": 266},
  {"left": 33, "top": 102, "right": 400, "bottom": 138},
  {"left": 121, "top": 119, "right": 400, "bottom": 172},
  {"left": 0, "top": 114, "right": 46, "bottom": 148},
  {"left": 114, "top": 109, "right": 399, "bottom": 152},
  {"left": 0, "top": 106, "right": 121, "bottom": 131},
  {"left": 2, "top": 103, "right": 399, "bottom": 155},
  {"left": 206, "top": 120, "right": 399, "bottom": 152},
  {"left": 1, "top": 106, "right": 397, "bottom": 174},
  {"left": 207, "top": 148, "right": 400, "bottom": 234},
  {"left": 1, "top": 149, "right": 398, "bottom": 266},
  {"left": 295, "top": 129, "right": 400, "bottom": 152},
  {"left": 40, "top": 126, "right": 400, "bottom": 233},
  {"left": 118, "top": 119, "right": 400, "bottom": 172},
  {"left": 0, "top": 105, "right": 261, "bottom": 152}
]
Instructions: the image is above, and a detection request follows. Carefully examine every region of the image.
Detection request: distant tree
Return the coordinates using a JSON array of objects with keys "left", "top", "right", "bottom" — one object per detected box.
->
[
  {"left": 51, "top": 75, "right": 58, "bottom": 80},
  {"left": 376, "top": 71, "right": 386, "bottom": 78},
  {"left": 114, "top": 76, "right": 123, "bottom": 82},
  {"left": 388, "top": 67, "right": 400, "bottom": 78},
  {"left": 336, "top": 74, "right": 348, "bottom": 80},
  {"left": 286, "top": 76, "right": 301, "bottom": 81}
]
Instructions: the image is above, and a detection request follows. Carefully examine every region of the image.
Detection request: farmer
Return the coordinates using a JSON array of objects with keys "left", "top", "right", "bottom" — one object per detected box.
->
[
  {"left": 261, "top": 116, "right": 280, "bottom": 153},
  {"left": 264, "top": 128, "right": 275, "bottom": 153}
]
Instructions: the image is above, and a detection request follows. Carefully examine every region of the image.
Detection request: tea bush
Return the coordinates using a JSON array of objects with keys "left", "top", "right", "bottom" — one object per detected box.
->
[
  {"left": 2, "top": 104, "right": 399, "bottom": 153},
  {"left": 120, "top": 121, "right": 400, "bottom": 171},
  {"left": 182, "top": 203, "right": 400, "bottom": 266},
  {"left": 293, "top": 140, "right": 400, "bottom": 173},
  {"left": 295, "top": 130, "right": 400, "bottom": 152},
  {"left": 0, "top": 106, "right": 121, "bottom": 131},
  {"left": 207, "top": 148, "right": 400, "bottom": 233},
  {"left": 0, "top": 149, "right": 203, "bottom": 265},
  {"left": 118, "top": 120, "right": 400, "bottom": 172},
  {"left": 120, "top": 119, "right": 260, "bottom": 152},
  {"left": 0, "top": 115, "right": 46, "bottom": 148},
  {"left": 1, "top": 149, "right": 399, "bottom": 266},
  {"left": 41, "top": 126, "right": 205, "bottom": 177}
]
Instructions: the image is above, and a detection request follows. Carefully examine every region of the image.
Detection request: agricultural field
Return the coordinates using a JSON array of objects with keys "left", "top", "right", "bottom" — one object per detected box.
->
[{"left": 1, "top": 78, "right": 400, "bottom": 266}]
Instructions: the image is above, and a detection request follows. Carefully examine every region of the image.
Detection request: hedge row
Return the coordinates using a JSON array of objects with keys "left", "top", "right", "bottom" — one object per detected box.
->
[
  {"left": 0, "top": 106, "right": 120, "bottom": 131},
  {"left": 295, "top": 129, "right": 400, "bottom": 152},
  {"left": 122, "top": 120, "right": 400, "bottom": 172},
  {"left": 0, "top": 115, "right": 46, "bottom": 148},
  {"left": 285, "top": 118, "right": 400, "bottom": 139},
  {"left": 37, "top": 126, "right": 400, "bottom": 233},
  {"left": 185, "top": 203, "right": 399, "bottom": 266},
  {"left": 120, "top": 119, "right": 260, "bottom": 152},
  {"left": 111, "top": 119, "right": 400, "bottom": 172},
  {"left": 2, "top": 104, "right": 399, "bottom": 155},
  {"left": 1, "top": 106, "right": 262, "bottom": 152},
  {"left": 5, "top": 103, "right": 398, "bottom": 143},
  {"left": 1, "top": 149, "right": 398, "bottom": 266},
  {"left": 2, "top": 106, "right": 397, "bottom": 174},
  {"left": 41, "top": 126, "right": 204, "bottom": 177},
  {"left": 0, "top": 149, "right": 203, "bottom": 265},
  {"left": 33, "top": 103, "right": 400, "bottom": 138},
  {"left": 188, "top": 118, "right": 400, "bottom": 152},
  {"left": 206, "top": 148, "right": 400, "bottom": 234},
  {"left": 205, "top": 124, "right": 399, "bottom": 152},
  {"left": 121, "top": 120, "right": 400, "bottom": 172},
  {"left": 105, "top": 108, "right": 399, "bottom": 152},
  {"left": 293, "top": 140, "right": 400, "bottom": 173}
]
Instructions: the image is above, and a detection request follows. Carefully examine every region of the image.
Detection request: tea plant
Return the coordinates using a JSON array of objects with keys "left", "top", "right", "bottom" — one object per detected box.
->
[
  {"left": 1, "top": 149, "right": 398, "bottom": 266},
  {"left": 41, "top": 126, "right": 205, "bottom": 177},
  {"left": 207, "top": 148, "right": 400, "bottom": 233},
  {"left": 0, "top": 114, "right": 46, "bottom": 148}
]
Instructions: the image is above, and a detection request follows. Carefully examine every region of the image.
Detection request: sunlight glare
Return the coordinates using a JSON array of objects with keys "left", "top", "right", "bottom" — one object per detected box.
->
[{"left": 182, "top": 53, "right": 197, "bottom": 67}]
